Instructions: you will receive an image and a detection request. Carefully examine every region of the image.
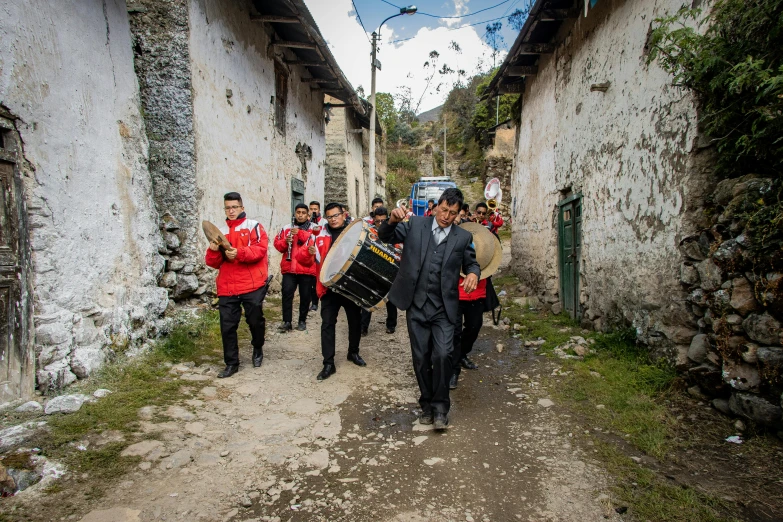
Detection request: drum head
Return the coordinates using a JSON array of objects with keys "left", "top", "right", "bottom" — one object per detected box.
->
[{"left": 320, "top": 220, "right": 366, "bottom": 286}]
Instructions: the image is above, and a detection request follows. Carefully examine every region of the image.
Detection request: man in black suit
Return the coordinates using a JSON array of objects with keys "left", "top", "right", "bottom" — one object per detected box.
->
[{"left": 378, "top": 188, "right": 480, "bottom": 430}]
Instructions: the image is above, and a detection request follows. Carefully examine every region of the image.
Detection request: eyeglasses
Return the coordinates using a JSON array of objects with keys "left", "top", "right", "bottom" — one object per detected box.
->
[
  {"left": 476, "top": 211, "right": 486, "bottom": 215},
  {"left": 224, "top": 205, "right": 242, "bottom": 211},
  {"left": 324, "top": 213, "right": 343, "bottom": 220}
]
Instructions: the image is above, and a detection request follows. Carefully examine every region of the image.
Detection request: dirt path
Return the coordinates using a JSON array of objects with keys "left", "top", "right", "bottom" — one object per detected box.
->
[{"left": 19, "top": 237, "right": 615, "bottom": 522}]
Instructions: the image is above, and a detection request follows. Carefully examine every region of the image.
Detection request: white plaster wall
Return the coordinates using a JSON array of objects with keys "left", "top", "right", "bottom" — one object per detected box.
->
[
  {"left": 0, "top": 0, "right": 168, "bottom": 390},
  {"left": 511, "top": 0, "right": 708, "bottom": 341},
  {"left": 189, "top": 0, "right": 326, "bottom": 277}
]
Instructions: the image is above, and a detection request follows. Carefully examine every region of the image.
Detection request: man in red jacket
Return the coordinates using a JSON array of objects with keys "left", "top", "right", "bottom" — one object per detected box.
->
[
  {"left": 205, "top": 192, "right": 269, "bottom": 379},
  {"left": 475, "top": 202, "right": 504, "bottom": 235},
  {"left": 273, "top": 203, "right": 318, "bottom": 332}
]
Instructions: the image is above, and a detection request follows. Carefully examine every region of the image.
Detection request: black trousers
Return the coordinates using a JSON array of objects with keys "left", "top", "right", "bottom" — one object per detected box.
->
[
  {"left": 452, "top": 299, "right": 484, "bottom": 375},
  {"left": 320, "top": 291, "right": 362, "bottom": 365},
  {"left": 218, "top": 286, "right": 266, "bottom": 366},
  {"left": 310, "top": 278, "right": 319, "bottom": 307},
  {"left": 282, "top": 273, "right": 315, "bottom": 323},
  {"left": 360, "top": 302, "right": 398, "bottom": 331},
  {"left": 406, "top": 303, "right": 455, "bottom": 415}
]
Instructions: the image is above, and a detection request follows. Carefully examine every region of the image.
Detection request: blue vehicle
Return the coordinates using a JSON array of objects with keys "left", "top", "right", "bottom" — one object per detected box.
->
[{"left": 408, "top": 177, "right": 457, "bottom": 216}]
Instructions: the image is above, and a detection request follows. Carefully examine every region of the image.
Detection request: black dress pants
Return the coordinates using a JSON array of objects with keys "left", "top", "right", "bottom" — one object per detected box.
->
[
  {"left": 360, "top": 301, "right": 398, "bottom": 331},
  {"left": 218, "top": 286, "right": 266, "bottom": 366},
  {"left": 452, "top": 299, "right": 484, "bottom": 376},
  {"left": 282, "top": 273, "right": 315, "bottom": 323},
  {"left": 310, "top": 278, "right": 319, "bottom": 308},
  {"left": 406, "top": 303, "right": 455, "bottom": 415},
  {"left": 320, "top": 291, "right": 362, "bottom": 365}
]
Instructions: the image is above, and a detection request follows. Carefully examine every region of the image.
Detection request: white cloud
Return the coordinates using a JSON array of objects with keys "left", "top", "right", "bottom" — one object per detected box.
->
[
  {"left": 307, "top": 0, "right": 504, "bottom": 113},
  {"left": 444, "top": 0, "right": 471, "bottom": 27}
]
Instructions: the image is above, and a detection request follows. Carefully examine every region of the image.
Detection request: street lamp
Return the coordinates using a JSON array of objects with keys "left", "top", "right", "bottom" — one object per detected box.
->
[{"left": 368, "top": 5, "right": 417, "bottom": 204}]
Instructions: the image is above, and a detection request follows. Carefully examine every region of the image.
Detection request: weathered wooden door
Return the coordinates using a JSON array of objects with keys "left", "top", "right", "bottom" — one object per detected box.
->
[
  {"left": 558, "top": 195, "right": 582, "bottom": 319},
  {"left": 0, "top": 117, "right": 31, "bottom": 401}
]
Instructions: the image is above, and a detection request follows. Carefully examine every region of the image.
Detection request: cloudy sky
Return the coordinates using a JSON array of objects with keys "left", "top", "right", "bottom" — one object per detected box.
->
[{"left": 307, "top": 0, "right": 525, "bottom": 113}]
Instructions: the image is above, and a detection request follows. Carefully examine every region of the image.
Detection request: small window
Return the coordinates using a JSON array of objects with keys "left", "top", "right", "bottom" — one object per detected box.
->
[{"left": 274, "top": 62, "right": 288, "bottom": 135}]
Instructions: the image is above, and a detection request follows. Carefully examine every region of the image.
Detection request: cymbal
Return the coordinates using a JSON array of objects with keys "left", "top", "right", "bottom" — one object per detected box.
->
[{"left": 202, "top": 221, "right": 232, "bottom": 249}]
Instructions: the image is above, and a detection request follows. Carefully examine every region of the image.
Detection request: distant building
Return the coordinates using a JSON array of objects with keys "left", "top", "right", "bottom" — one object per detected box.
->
[
  {"left": 488, "top": 0, "right": 713, "bottom": 357},
  {"left": 0, "top": 0, "right": 364, "bottom": 398},
  {"left": 324, "top": 96, "right": 386, "bottom": 216}
]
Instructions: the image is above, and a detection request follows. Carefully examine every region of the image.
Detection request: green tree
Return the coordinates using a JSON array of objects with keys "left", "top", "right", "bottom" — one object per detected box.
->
[
  {"left": 649, "top": 0, "right": 783, "bottom": 178},
  {"left": 375, "top": 92, "right": 397, "bottom": 136}
]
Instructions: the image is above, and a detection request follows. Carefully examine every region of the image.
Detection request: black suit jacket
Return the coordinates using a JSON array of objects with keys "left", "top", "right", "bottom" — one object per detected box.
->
[{"left": 378, "top": 216, "right": 480, "bottom": 324}]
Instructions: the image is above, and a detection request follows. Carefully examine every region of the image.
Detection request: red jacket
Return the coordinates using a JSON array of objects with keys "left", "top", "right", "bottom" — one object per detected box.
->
[
  {"left": 296, "top": 226, "right": 344, "bottom": 299},
  {"left": 458, "top": 277, "right": 487, "bottom": 301},
  {"left": 482, "top": 213, "right": 504, "bottom": 234},
  {"left": 273, "top": 224, "right": 318, "bottom": 276},
  {"left": 205, "top": 216, "right": 269, "bottom": 296}
]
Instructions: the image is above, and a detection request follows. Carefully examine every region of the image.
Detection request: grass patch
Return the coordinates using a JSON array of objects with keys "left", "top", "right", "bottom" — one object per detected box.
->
[
  {"left": 41, "top": 310, "right": 222, "bottom": 448},
  {"left": 0, "top": 310, "right": 223, "bottom": 520},
  {"left": 555, "top": 330, "right": 677, "bottom": 459},
  {"left": 593, "top": 439, "right": 737, "bottom": 522}
]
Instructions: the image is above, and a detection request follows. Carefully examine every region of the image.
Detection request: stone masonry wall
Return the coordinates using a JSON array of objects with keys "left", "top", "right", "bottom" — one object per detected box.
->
[
  {"left": 510, "top": 0, "right": 713, "bottom": 354},
  {"left": 0, "top": 0, "right": 168, "bottom": 391},
  {"left": 680, "top": 176, "right": 782, "bottom": 428},
  {"left": 128, "top": 0, "right": 201, "bottom": 301}
]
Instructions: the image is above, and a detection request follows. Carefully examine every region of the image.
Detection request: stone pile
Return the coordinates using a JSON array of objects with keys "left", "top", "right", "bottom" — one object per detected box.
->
[
  {"left": 157, "top": 212, "right": 208, "bottom": 301},
  {"left": 678, "top": 175, "right": 782, "bottom": 428}
]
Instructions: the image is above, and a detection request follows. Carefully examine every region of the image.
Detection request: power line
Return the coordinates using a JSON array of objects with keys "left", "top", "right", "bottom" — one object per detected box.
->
[
  {"left": 388, "top": 13, "right": 509, "bottom": 43},
  {"left": 378, "top": 0, "right": 511, "bottom": 20},
  {"left": 351, "top": 0, "right": 372, "bottom": 43},
  {"left": 417, "top": 0, "right": 512, "bottom": 19}
]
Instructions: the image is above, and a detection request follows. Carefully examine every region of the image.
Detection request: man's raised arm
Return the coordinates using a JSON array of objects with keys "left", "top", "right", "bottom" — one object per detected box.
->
[{"left": 378, "top": 207, "right": 411, "bottom": 244}]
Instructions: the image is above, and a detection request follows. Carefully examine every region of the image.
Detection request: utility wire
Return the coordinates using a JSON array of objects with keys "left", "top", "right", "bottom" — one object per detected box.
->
[
  {"left": 351, "top": 0, "right": 372, "bottom": 43},
  {"left": 378, "top": 0, "right": 511, "bottom": 20},
  {"left": 417, "top": 0, "right": 512, "bottom": 18},
  {"left": 388, "top": 13, "right": 509, "bottom": 43}
]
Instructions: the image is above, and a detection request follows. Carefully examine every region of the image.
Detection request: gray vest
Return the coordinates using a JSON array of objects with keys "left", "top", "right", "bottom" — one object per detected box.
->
[{"left": 413, "top": 230, "right": 447, "bottom": 312}]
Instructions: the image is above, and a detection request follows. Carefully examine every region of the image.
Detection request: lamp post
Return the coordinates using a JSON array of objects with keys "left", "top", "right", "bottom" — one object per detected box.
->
[{"left": 368, "top": 5, "right": 417, "bottom": 205}]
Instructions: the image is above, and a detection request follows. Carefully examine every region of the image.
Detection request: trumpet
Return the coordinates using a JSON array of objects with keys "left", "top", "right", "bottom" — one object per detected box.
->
[{"left": 396, "top": 198, "right": 408, "bottom": 209}]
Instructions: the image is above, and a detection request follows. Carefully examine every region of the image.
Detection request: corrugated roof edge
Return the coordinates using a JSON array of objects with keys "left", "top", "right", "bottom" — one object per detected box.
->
[
  {"left": 288, "top": 0, "right": 366, "bottom": 116},
  {"left": 485, "top": 0, "right": 549, "bottom": 98}
]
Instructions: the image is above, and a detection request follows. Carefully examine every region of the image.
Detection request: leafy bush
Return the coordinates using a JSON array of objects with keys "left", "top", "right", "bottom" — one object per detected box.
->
[{"left": 648, "top": 0, "right": 783, "bottom": 178}]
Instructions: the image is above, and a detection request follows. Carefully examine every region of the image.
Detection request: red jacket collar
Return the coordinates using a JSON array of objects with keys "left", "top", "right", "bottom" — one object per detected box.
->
[{"left": 226, "top": 213, "right": 247, "bottom": 228}]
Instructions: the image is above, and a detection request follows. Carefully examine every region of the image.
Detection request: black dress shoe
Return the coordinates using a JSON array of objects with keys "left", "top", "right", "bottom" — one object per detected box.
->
[
  {"left": 360, "top": 329, "right": 368, "bottom": 337},
  {"left": 296, "top": 321, "right": 306, "bottom": 331},
  {"left": 418, "top": 411, "right": 434, "bottom": 425},
  {"left": 347, "top": 352, "right": 366, "bottom": 367},
  {"left": 460, "top": 357, "right": 478, "bottom": 370},
  {"left": 217, "top": 364, "right": 239, "bottom": 378},
  {"left": 386, "top": 327, "right": 396, "bottom": 334},
  {"left": 309, "top": 304, "right": 318, "bottom": 312},
  {"left": 317, "top": 364, "right": 336, "bottom": 381},
  {"left": 278, "top": 322, "right": 292, "bottom": 332},
  {"left": 252, "top": 350, "right": 264, "bottom": 368},
  {"left": 433, "top": 413, "right": 449, "bottom": 430},
  {"left": 449, "top": 374, "right": 459, "bottom": 389}
]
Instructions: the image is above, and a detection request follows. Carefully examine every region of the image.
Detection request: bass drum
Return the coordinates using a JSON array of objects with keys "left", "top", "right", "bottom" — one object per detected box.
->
[{"left": 320, "top": 220, "right": 400, "bottom": 312}]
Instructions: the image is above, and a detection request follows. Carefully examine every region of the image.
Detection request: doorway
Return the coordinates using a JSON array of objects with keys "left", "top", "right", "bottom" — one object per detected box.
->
[
  {"left": 0, "top": 116, "right": 32, "bottom": 401},
  {"left": 558, "top": 194, "right": 582, "bottom": 320},
  {"left": 291, "top": 177, "right": 305, "bottom": 217}
]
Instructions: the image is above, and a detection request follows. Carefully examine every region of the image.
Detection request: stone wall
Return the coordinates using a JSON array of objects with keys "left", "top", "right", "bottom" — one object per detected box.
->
[
  {"left": 0, "top": 0, "right": 168, "bottom": 391},
  {"left": 510, "top": 0, "right": 713, "bottom": 353},
  {"left": 680, "top": 176, "right": 782, "bottom": 428},
  {"left": 324, "top": 96, "right": 368, "bottom": 216},
  {"left": 128, "top": 0, "right": 200, "bottom": 300}
]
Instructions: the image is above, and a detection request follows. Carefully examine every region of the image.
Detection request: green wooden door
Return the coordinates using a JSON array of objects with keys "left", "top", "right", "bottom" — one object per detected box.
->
[{"left": 558, "top": 195, "right": 582, "bottom": 319}]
